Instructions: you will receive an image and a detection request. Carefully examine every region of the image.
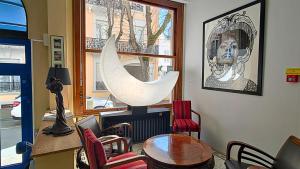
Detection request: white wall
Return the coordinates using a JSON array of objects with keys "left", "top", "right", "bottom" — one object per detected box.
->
[{"left": 184, "top": 0, "right": 300, "bottom": 156}]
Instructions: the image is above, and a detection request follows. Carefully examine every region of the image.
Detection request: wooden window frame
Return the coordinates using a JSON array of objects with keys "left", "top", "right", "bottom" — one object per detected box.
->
[{"left": 73, "top": 0, "right": 184, "bottom": 115}]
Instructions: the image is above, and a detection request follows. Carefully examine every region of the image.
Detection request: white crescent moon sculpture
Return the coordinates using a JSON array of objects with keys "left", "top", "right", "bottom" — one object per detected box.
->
[{"left": 99, "top": 36, "right": 179, "bottom": 106}]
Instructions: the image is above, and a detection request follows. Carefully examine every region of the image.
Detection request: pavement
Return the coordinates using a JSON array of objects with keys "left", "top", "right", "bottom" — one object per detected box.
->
[{"left": 0, "top": 109, "right": 22, "bottom": 167}]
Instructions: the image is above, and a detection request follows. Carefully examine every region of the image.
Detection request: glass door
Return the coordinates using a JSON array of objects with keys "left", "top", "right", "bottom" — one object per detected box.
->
[{"left": 0, "top": 39, "right": 32, "bottom": 169}]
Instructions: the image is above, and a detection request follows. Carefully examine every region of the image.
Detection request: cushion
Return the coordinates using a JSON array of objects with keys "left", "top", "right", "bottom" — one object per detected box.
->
[
  {"left": 84, "top": 129, "right": 107, "bottom": 169},
  {"left": 173, "top": 100, "right": 192, "bottom": 119},
  {"left": 108, "top": 152, "right": 147, "bottom": 169},
  {"left": 173, "top": 119, "right": 199, "bottom": 132},
  {"left": 224, "top": 160, "right": 251, "bottom": 169}
]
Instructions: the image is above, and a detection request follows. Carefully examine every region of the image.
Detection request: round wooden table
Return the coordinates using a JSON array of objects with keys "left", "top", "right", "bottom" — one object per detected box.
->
[{"left": 143, "top": 134, "right": 215, "bottom": 169}]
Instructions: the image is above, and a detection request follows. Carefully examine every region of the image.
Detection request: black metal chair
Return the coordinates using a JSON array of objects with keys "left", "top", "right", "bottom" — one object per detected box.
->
[
  {"left": 225, "top": 135, "right": 300, "bottom": 169},
  {"left": 75, "top": 115, "right": 133, "bottom": 169}
]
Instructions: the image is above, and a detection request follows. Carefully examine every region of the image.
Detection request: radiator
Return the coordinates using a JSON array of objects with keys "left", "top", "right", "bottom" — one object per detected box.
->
[{"left": 101, "top": 108, "right": 170, "bottom": 143}]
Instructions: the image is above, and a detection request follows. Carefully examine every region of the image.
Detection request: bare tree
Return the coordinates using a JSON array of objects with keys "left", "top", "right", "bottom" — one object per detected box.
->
[
  {"left": 105, "top": 0, "right": 114, "bottom": 37},
  {"left": 116, "top": 0, "right": 125, "bottom": 43},
  {"left": 124, "top": 1, "right": 172, "bottom": 81},
  {"left": 123, "top": 0, "right": 141, "bottom": 52},
  {"left": 103, "top": 0, "right": 124, "bottom": 44},
  {"left": 145, "top": 6, "right": 172, "bottom": 53},
  {"left": 102, "top": 0, "right": 172, "bottom": 81}
]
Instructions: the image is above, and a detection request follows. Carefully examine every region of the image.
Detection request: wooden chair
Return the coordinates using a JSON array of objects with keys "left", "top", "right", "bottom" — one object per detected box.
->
[
  {"left": 75, "top": 115, "right": 133, "bottom": 168},
  {"left": 172, "top": 100, "right": 201, "bottom": 139},
  {"left": 76, "top": 115, "right": 133, "bottom": 151},
  {"left": 225, "top": 135, "right": 300, "bottom": 169},
  {"left": 84, "top": 128, "right": 147, "bottom": 169}
]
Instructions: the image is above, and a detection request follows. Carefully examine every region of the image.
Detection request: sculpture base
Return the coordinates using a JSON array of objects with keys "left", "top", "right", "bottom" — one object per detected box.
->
[
  {"left": 128, "top": 106, "right": 147, "bottom": 116},
  {"left": 43, "top": 124, "right": 74, "bottom": 136}
]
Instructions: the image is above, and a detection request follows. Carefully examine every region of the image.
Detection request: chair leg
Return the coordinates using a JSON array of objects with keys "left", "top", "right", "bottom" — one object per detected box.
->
[
  {"left": 189, "top": 131, "right": 191, "bottom": 136},
  {"left": 198, "top": 131, "right": 200, "bottom": 139}
]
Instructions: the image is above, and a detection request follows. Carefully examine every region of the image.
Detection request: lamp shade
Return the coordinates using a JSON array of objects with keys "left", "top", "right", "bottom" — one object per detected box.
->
[{"left": 46, "top": 67, "right": 71, "bottom": 85}]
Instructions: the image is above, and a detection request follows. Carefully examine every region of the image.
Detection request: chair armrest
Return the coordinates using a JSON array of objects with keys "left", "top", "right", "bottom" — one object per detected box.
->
[
  {"left": 191, "top": 109, "right": 201, "bottom": 126},
  {"left": 98, "top": 135, "right": 120, "bottom": 142},
  {"left": 103, "top": 155, "right": 148, "bottom": 169},
  {"left": 102, "top": 123, "right": 132, "bottom": 137},
  {"left": 101, "top": 137, "right": 129, "bottom": 153},
  {"left": 191, "top": 109, "right": 201, "bottom": 117},
  {"left": 226, "top": 141, "right": 276, "bottom": 168}
]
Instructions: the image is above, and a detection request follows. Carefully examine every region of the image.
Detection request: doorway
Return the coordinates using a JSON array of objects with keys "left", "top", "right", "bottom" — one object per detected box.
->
[{"left": 0, "top": 38, "right": 33, "bottom": 169}]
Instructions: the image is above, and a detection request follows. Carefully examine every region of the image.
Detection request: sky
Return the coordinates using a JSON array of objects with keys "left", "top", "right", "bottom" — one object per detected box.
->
[{"left": 0, "top": 0, "right": 26, "bottom": 31}]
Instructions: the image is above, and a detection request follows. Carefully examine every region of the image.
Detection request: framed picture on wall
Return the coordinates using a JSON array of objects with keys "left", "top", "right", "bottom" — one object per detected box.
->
[
  {"left": 202, "top": 0, "right": 265, "bottom": 95},
  {"left": 50, "top": 35, "right": 64, "bottom": 68}
]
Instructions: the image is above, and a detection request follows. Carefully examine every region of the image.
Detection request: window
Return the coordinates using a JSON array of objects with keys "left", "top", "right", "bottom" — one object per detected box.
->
[
  {"left": 0, "top": 75, "right": 20, "bottom": 93},
  {"left": 0, "top": 44, "right": 25, "bottom": 64},
  {"left": 0, "top": 0, "right": 27, "bottom": 39},
  {"left": 134, "top": 25, "right": 144, "bottom": 43},
  {"left": 74, "top": 0, "right": 184, "bottom": 114},
  {"left": 95, "top": 20, "right": 108, "bottom": 40}
]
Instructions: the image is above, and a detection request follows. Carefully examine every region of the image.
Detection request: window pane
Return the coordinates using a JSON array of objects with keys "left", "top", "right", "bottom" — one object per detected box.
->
[
  {"left": 85, "top": 0, "right": 174, "bottom": 55},
  {"left": 85, "top": 52, "right": 173, "bottom": 110},
  {"left": 0, "top": 45, "right": 25, "bottom": 64},
  {"left": 0, "top": 76, "right": 22, "bottom": 166}
]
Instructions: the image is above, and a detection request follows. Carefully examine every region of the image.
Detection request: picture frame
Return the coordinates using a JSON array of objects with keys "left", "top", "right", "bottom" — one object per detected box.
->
[
  {"left": 202, "top": 0, "right": 265, "bottom": 96},
  {"left": 50, "top": 35, "right": 64, "bottom": 68}
]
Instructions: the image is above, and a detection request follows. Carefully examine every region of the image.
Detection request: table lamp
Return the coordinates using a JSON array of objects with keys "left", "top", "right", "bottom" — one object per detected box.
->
[{"left": 43, "top": 67, "right": 73, "bottom": 136}]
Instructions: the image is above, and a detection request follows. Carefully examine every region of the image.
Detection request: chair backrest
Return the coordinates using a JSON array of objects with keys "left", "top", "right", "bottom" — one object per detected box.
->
[
  {"left": 173, "top": 100, "right": 192, "bottom": 119},
  {"left": 75, "top": 115, "right": 102, "bottom": 149},
  {"left": 273, "top": 135, "right": 300, "bottom": 169},
  {"left": 84, "top": 128, "right": 107, "bottom": 169}
]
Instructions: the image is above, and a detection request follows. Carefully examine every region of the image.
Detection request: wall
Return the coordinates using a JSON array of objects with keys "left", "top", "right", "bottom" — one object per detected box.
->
[
  {"left": 48, "top": 0, "right": 74, "bottom": 112},
  {"left": 23, "top": 0, "right": 75, "bottom": 168},
  {"left": 23, "top": 0, "right": 73, "bottom": 129},
  {"left": 23, "top": 0, "right": 49, "bottom": 129},
  {"left": 184, "top": 0, "right": 300, "bottom": 155}
]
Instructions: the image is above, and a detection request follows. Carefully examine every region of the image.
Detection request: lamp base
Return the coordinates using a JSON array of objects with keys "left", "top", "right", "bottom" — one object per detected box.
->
[{"left": 43, "top": 122, "right": 74, "bottom": 136}]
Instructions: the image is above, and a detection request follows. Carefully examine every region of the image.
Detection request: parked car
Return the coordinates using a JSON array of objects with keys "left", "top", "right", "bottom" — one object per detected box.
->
[
  {"left": 0, "top": 101, "right": 13, "bottom": 109},
  {"left": 11, "top": 96, "right": 21, "bottom": 120},
  {"left": 86, "top": 96, "right": 113, "bottom": 109}
]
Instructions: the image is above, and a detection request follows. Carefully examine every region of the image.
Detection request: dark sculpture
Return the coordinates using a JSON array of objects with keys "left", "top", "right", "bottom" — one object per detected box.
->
[{"left": 43, "top": 77, "right": 73, "bottom": 136}]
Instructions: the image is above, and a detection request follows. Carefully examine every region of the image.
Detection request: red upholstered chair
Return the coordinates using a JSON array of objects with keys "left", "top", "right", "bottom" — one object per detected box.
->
[
  {"left": 84, "top": 128, "right": 147, "bottom": 169},
  {"left": 172, "top": 100, "right": 201, "bottom": 139}
]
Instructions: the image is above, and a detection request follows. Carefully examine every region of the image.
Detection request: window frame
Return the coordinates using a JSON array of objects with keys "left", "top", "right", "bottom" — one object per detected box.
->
[{"left": 73, "top": 0, "right": 184, "bottom": 115}]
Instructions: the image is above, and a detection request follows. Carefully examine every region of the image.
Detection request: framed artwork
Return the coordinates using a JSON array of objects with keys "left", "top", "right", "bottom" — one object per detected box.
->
[
  {"left": 202, "top": 0, "right": 265, "bottom": 95},
  {"left": 50, "top": 35, "right": 64, "bottom": 68}
]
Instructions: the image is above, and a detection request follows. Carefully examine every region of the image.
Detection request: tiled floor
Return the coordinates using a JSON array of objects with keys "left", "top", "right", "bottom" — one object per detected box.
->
[
  {"left": 213, "top": 152, "right": 226, "bottom": 169},
  {"left": 132, "top": 143, "right": 227, "bottom": 169}
]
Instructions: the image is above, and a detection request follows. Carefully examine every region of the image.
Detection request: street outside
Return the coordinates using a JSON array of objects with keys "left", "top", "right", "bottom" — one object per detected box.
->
[{"left": 0, "top": 108, "right": 22, "bottom": 166}]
